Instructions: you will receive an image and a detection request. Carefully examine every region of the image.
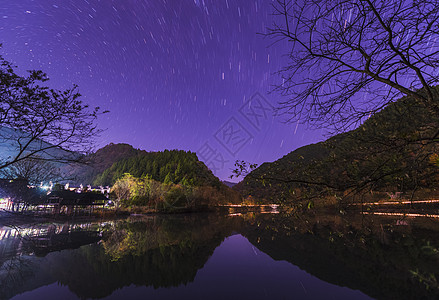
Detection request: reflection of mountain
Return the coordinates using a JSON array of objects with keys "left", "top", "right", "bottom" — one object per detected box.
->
[
  {"left": 64, "top": 215, "right": 243, "bottom": 298},
  {"left": 0, "top": 223, "right": 102, "bottom": 262},
  {"left": 2, "top": 213, "right": 439, "bottom": 299},
  {"left": 240, "top": 214, "right": 439, "bottom": 300},
  {"left": 0, "top": 214, "right": 243, "bottom": 299}
]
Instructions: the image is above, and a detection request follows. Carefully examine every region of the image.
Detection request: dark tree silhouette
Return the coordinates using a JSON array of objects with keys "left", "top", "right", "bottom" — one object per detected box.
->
[
  {"left": 0, "top": 156, "right": 63, "bottom": 186},
  {"left": 0, "top": 49, "right": 105, "bottom": 170},
  {"left": 230, "top": 160, "right": 258, "bottom": 179},
  {"left": 268, "top": 0, "right": 439, "bottom": 131},
  {"left": 233, "top": 1, "right": 439, "bottom": 202}
]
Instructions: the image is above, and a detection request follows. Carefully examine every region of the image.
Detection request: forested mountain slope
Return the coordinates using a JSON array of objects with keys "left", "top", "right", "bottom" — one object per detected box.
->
[{"left": 236, "top": 95, "right": 439, "bottom": 204}]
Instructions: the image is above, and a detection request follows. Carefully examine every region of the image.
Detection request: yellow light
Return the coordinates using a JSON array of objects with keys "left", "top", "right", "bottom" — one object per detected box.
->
[{"left": 362, "top": 212, "right": 439, "bottom": 218}]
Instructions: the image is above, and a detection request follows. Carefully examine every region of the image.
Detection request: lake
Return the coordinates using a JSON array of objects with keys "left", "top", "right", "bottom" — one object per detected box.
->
[{"left": 1, "top": 211, "right": 438, "bottom": 299}]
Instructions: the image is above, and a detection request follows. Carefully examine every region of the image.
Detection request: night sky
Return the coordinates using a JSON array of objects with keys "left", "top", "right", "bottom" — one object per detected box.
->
[{"left": 0, "top": 0, "right": 324, "bottom": 181}]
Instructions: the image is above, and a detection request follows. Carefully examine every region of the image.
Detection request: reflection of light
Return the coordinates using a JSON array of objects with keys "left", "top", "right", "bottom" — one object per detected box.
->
[
  {"left": 220, "top": 204, "right": 280, "bottom": 208},
  {"left": 225, "top": 204, "right": 280, "bottom": 214},
  {"left": 362, "top": 212, "right": 439, "bottom": 218},
  {"left": 352, "top": 199, "right": 439, "bottom": 206},
  {"left": 228, "top": 213, "right": 242, "bottom": 216},
  {"left": 0, "top": 197, "right": 10, "bottom": 209}
]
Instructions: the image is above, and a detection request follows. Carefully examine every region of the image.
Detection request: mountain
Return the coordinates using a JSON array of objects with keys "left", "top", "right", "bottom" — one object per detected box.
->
[
  {"left": 89, "top": 143, "right": 144, "bottom": 173},
  {"left": 71, "top": 143, "right": 232, "bottom": 189},
  {"left": 93, "top": 148, "right": 222, "bottom": 187},
  {"left": 84, "top": 145, "right": 241, "bottom": 207},
  {"left": 236, "top": 94, "right": 439, "bottom": 204},
  {"left": 0, "top": 126, "right": 80, "bottom": 165},
  {"left": 222, "top": 180, "right": 237, "bottom": 188},
  {"left": 0, "top": 126, "right": 82, "bottom": 184},
  {"left": 69, "top": 143, "right": 144, "bottom": 184}
]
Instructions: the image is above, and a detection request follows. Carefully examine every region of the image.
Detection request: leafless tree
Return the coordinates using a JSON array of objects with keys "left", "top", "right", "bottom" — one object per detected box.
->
[
  {"left": 235, "top": 0, "right": 439, "bottom": 201},
  {"left": 268, "top": 0, "right": 439, "bottom": 131},
  {"left": 0, "top": 157, "right": 63, "bottom": 186},
  {"left": 0, "top": 49, "right": 105, "bottom": 171}
]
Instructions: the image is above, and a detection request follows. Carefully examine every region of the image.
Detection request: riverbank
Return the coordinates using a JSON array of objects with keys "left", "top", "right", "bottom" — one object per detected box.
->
[
  {"left": 0, "top": 208, "right": 130, "bottom": 227},
  {"left": 0, "top": 203, "right": 283, "bottom": 225}
]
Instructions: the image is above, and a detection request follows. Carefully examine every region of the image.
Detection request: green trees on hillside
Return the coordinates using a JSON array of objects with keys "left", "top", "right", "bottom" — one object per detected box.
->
[
  {"left": 94, "top": 149, "right": 220, "bottom": 187},
  {"left": 97, "top": 149, "right": 241, "bottom": 210},
  {"left": 238, "top": 96, "right": 439, "bottom": 204},
  {"left": 237, "top": 1, "right": 439, "bottom": 204},
  {"left": 111, "top": 173, "right": 240, "bottom": 211}
]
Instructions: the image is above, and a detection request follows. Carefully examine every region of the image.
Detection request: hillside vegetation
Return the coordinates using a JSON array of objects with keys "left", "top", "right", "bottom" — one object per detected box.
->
[
  {"left": 67, "top": 143, "right": 143, "bottom": 185},
  {"left": 236, "top": 95, "right": 439, "bottom": 205},
  {"left": 70, "top": 144, "right": 241, "bottom": 210},
  {"left": 94, "top": 149, "right": 220, "bottom": 187}
]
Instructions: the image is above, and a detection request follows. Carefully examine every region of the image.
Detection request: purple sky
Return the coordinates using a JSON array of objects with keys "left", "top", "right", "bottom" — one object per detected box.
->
[{"left": 0, "top": 0, "right": 325, "bottom": 181}]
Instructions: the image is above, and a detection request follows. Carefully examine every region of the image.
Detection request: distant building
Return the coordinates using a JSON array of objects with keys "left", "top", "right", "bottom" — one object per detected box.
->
[{"left": 63, "top": 182, "right": 111, "bottom": 194}]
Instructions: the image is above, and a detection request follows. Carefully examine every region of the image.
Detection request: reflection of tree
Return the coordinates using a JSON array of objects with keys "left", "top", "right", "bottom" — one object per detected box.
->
[
  {"left": 0, "top": 256, "right": 36, "bottom": 300},
  {"left": 51, "top": 214, "right": 243, "bottom": 299},
  {"left": 0, "top": 214, "right": 243, "bottom": 299},
  {"left": 240, "top": 213, "right": 439, "bottom": 299},
  {"left": 0, "top": 224, "right": 46, "bottom": 300},
  {"left": 0, "top": 221, "right": 105, "bottom": 299},
  {"left": 3, "top": 213, "right": 439, "bottom": 299}
]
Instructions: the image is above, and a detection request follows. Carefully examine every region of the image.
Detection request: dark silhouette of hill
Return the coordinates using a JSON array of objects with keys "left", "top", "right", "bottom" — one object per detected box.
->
[
  {"left": 68, "top": 143, "right": 144, "bottom": 185},
  {"left": 222, "top": 180, "right": 237, "bottom": 188},
  {"left": 236, "top": 94, "right": 439, "bottom": 204}
]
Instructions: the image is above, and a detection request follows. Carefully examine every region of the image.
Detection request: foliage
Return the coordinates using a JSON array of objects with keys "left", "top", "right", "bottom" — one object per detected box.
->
[
  {"left": 236, "top": 94, "right": 439, "bottom": 204},
  {"left": 111, "top": 173, "right": 240, "bottom": 211},
  {"left": 260, "top": 1, "right": 439, "bottom": 205},
  {"left": 94, "top": 149, "right": 221, "bottom": 187},
  {"left": 230, "top": 160, "right": 258, "bottom": 179}
]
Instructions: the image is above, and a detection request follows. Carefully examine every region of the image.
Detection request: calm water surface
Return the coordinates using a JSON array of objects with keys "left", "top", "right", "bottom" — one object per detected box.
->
[{"left": 1, "top": 212, "right": 438, "bottom": 299}]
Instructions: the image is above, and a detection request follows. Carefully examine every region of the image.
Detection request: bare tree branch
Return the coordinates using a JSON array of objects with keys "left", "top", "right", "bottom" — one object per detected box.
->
[
  {"left": 0, "top": 47, "right": 106, "bottom": 172},
  {"left": 268, "top": 0, "right": 439, "bottom": 131}
]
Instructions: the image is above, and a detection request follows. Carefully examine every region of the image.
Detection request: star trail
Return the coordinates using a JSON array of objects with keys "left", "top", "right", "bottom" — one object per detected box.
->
[{"left": 0, "top": 0, "right": 324, "bottom": 180}]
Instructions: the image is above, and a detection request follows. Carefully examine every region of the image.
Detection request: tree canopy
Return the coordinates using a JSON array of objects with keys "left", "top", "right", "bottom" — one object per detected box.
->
[{"left": 94, "top": 149, "right": 221, "bottom": 187}]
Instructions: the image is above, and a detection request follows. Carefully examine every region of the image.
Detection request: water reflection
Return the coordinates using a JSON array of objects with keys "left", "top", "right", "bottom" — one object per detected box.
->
[
  {"left": 241, "top": 212, "right": 439, "bottom": 299},
  {"left": 0, "top": 212, "right": 438, "bottom": 299}
]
